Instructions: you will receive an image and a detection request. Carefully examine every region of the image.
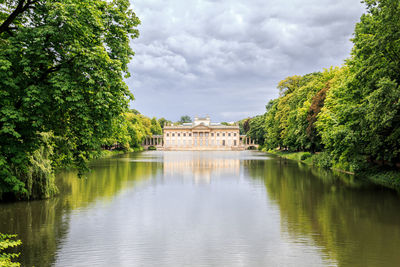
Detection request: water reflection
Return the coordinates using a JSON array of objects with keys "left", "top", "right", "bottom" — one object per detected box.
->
[
  {"left": 245, "top": 155, "right": 400, "bottom": 266},
  {"left": 0, "top": 151, "right": 399, "bottom": 266},
  {"left": 0, "top": 153, "right": 160, "bottom": 267},
  {"left": 162, "top": 151, "right": 240, "bottom": 184}
]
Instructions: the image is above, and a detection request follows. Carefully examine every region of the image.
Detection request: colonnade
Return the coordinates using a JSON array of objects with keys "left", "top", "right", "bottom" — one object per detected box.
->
[
  {"left": 240, "top": 136, "right": 255, "bottom": 146},
  {"left": 143, "top": 135, "right": 256, "bottom": 148},
  {"left": 143, "top": 136, "right": 163, "bottom": 146}
]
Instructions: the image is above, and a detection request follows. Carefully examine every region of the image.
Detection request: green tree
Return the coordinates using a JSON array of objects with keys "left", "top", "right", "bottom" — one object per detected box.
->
[
  {"left": 247, "top": 115, "right": 266, "bottom": 146},
  {"left": 178, "top": 115, "right": 192, "bottom": 123},
  {"left": 158, "top": 117, "right": 171, "bottom": 128},
  {"left": 0, "top": 0, "right": 140, "bottom": 199},
  {"left": 264, "top": 100, "right": 282, "bottom": 150},
  {"left": 317, "top": 0, "right": 400, "bottom": 171},
  {"left": 150, "top": 117, "right": 162, "bottom": 135}
]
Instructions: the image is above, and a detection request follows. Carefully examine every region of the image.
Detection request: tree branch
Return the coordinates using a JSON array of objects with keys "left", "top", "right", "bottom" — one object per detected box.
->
[{"left": 0, "top": 0, "right": 39, "bottom": 35}]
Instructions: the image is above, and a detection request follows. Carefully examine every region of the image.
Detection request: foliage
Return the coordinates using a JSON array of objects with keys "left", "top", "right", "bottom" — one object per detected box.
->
[
  {"left": 178, "top": 115, "right": 192, "bottom": 123},
  {"left": 0, "top": 0, "right": 140, "bottom": 199},
  {"left": 316, "top": 0, "right": 400, "bottom": 171},
  {"left": 150, "top": 117, "right": 162, "bottom": 135},
  {"left": 246, "top": 115, "right": 266, "bottom": 145},
  {"left": 237, "top": 118, "right": 250, "bottom": 135},
  {"left": 0, "top": 233, "right": 21, "bottom": 267},
  {"left": 300, "top": 152, "right": 312, "bottom": 161},
  {"left": 312, "top": 152, "right": 333, "bottom": 169},
  {"left": 251, "top": 0, "right": 400, "bottom": 175},
  {"left": 158, "top": 117, "right": 171, "bottom": 128},
  {"left": 102, "top": 112, "right": 158, "bottom": 151}
]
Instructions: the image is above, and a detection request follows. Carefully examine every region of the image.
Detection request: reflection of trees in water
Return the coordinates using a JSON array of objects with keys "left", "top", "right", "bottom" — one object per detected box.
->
[
  {"left": 244, "top": 158, "right": 400, "bottom": 266},
  {"left": 0, "top": 198, "right": 68, "bottom": 267},
  {"left": 0, "top": 153, "right": 159, "bottom": 267},
  {"left": 58, "top": 154, "right": 161, "bottom": 210}
]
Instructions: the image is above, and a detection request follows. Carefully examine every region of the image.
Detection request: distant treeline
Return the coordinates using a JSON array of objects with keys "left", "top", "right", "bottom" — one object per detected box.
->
[{"left": 244, "top": 0, "right": 400, "bottom": 173}]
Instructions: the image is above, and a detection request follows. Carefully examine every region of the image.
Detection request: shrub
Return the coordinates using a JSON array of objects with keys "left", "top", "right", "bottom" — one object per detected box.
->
[
  {"left": 312, "top": 152, "right": 333, "bottom": 169},
  {"left": 300, "top": 152, "right": 312, "bottom": 161}
]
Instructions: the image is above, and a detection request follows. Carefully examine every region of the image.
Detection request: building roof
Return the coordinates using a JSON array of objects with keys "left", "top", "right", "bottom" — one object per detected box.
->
[
  {"left": 165, "top": 116, "right": 238, "bottom": 130},
  {"left": 164, "top": 124, "right": 239, "bottom": 130}
]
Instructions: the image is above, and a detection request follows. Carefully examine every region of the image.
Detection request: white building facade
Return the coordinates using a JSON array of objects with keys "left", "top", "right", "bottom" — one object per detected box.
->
[{"left": 162, "top": 116, "right": 247, "bottom": 150}]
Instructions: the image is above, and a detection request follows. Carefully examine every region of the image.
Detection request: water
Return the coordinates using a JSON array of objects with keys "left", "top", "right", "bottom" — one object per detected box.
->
[{"left": 1, "top": 151, "right": 400, "bottom": 266}]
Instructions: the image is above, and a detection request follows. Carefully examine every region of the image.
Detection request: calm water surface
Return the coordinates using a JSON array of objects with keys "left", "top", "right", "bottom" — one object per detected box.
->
[{"left": 1, "top": 151, "right": 400, "bottom": 266}]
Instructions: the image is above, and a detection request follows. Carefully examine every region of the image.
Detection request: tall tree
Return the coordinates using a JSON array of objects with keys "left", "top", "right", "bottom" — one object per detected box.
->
[{"left": 0, "top": 0, "right": 140, "bottom": 199}]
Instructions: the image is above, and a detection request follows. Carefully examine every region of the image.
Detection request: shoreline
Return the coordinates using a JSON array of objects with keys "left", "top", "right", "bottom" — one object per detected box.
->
[{"left": 264, "top": 149, "right": 400, "bottom": 192}]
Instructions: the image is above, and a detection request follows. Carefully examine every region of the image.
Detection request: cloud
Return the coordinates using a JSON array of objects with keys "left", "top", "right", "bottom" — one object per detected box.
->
[{"left": 127, "top": 0, "right": 365, "bottom": 121}]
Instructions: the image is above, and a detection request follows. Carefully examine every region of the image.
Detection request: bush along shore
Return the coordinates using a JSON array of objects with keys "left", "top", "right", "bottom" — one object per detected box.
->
[{"left": 264, "top": 149, "right": 400, "bottom": 191}]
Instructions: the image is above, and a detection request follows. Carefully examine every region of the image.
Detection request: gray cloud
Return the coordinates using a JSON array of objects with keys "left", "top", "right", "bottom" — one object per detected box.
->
[{"left": 127, "top": 0, "right": 365, "bottom": 121}]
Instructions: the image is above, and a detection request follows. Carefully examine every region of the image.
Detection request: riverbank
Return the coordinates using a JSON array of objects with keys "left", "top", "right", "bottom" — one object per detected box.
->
[
  {"left": 95, "top": 147, "right": 145, "bottom": 158},
  {"left": 264, "top": 149, "right": 400, "bottom": 191}
]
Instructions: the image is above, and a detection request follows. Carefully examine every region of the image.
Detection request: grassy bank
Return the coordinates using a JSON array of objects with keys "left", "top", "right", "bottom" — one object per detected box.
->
[
  {"left": 263, "top": 150, "right": 314, "bottom": 165},
  {"left": 263, "top": 149, "right": 400, "bottom": 191},
  {"left": 95, "top": 147, "right": 145, "bottom": 159}
]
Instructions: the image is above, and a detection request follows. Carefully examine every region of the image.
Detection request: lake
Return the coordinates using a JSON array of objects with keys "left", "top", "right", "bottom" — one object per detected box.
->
[{"left": 1, "top": 151, "right": 400, "bottom": 266}]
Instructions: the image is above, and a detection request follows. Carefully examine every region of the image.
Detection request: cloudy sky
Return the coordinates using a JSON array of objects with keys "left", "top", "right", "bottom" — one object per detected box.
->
[{"left": 126, "top": 0, "right": 365, "bottom": 122}]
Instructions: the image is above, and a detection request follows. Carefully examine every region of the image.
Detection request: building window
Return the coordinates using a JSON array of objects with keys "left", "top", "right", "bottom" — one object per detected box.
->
[
  {"left": 228, "top": 133, "right": 231, "bottom": 136},
  {"left": 205, "top": 133, "right": 209, "bottom": 137},
  {"left": 183, "top": 133, "right": 186, "bottom": 137},
  {"left": 166, "top": 133, "right": 169, "bottom": 137},
  {"left": 223, "top": 133, "right": 225, "bottom": 137},
  {"left": 189, "top": 133, "right": 192, "bottom": 137},
  {"left": 222, "top": 140, "right": 225, "bottom": 146},
  {"left": 200, "top": 133, "right": 203, "bottom": 137},
  {"left": 234, "top": 133, "right": 237, "bottom": 136},
  {"left": 178, "top": 133, "right": 180, "bottom": 137},
  {"left": 211, "top": 133, "right": 214, "bottom": 137},
  {"left": 172, "top": 133, "right": 175, "bottom": 137},
  {"left": 194, "top": 133, "right": 197, "bottom": 137},
  {"left": 234, "top": 140, "right": 237, "bottom": 146},
  {"left": 217, "top": 133, "right": 219, "bottom": 137}
]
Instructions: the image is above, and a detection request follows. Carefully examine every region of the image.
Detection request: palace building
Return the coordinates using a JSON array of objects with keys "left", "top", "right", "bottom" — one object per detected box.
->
[{"left": 152, "top": 116, "right": 256, "bottom": 151}]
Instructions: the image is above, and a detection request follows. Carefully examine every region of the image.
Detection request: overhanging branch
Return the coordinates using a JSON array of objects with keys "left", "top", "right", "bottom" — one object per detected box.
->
[{"left": 0, "top": 0, "right": 40, "bottom": 35}]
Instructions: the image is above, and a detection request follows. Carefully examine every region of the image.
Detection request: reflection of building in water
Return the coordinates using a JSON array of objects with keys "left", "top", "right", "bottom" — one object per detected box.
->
[
  {"left": 163, "top": 153, "right": 240, "bottom": 183},
  {"left": 142, "top": 116, "right": 257, "bottom": 150}
]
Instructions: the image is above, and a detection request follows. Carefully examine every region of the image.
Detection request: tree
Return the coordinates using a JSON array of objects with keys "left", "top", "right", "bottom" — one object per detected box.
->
[
  {"left": 0, "top": 0, "right": 140, "bottom": 199},
  {"left": 306, "top": 83, "right": 329, "bottom": 153},
  {"left": 150, "top": 117, "right": 162, "bottom": 135},
  {"left": 317, "top": 0, "right": 400, "bottom": 171},
  {"left": 247, "top": 115, "right": 266, "bottom": 146},
  {"left": 178, "top": 115, "right": 192, "bottom": 123},
  {"left": 277, "top": 75, "right": 302, "bottom": 96},
  {"left": 158, "top": 117, "right": 171, "bottom": 128}
]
